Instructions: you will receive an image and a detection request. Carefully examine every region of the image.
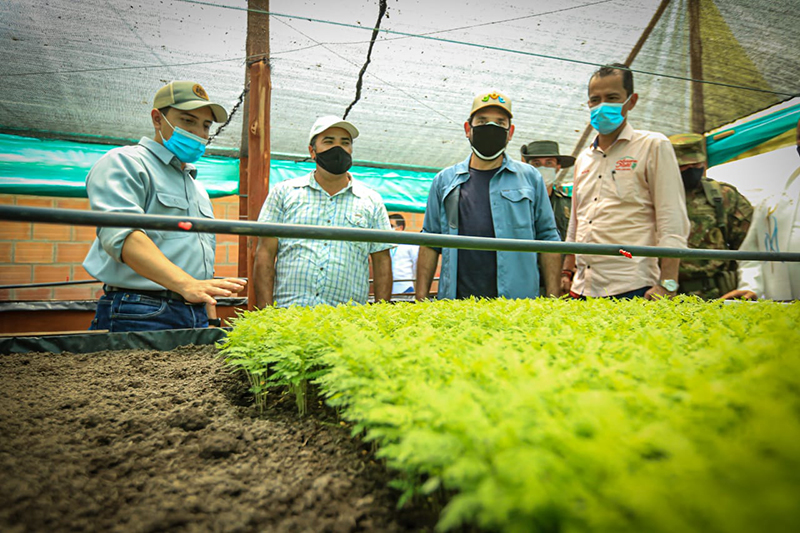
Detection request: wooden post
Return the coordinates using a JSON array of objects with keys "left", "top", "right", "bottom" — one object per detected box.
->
[
  {"left": 688, "top": 0, "right": 705, "bottom": 133},
  {"left": 246, "top": 60, "right": 271, "bottom": 309},
  {"left": 239, "top": 0, "right": 270, "bottom": 309}
]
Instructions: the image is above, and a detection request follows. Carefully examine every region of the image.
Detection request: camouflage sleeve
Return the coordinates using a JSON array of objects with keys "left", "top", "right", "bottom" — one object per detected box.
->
[{"left": 724, "top": 185, "right": 754, "bottom": 250}]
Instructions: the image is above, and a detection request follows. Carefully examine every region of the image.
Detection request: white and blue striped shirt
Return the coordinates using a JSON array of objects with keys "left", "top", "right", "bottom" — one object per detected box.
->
[{"left": 258, "top": 172, "right": 393, "bottom": 307}]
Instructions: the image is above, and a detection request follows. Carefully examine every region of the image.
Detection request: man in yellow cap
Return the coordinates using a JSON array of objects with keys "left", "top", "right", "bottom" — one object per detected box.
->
[
  {"left": 83, "top": 81, "right": 246, "bottom": 332},
  {"left": 416, "top": 91, "right": 562, "bottom": 300},
  {"left": 669, "top": 133, "right": 753, "bottom": 299}
]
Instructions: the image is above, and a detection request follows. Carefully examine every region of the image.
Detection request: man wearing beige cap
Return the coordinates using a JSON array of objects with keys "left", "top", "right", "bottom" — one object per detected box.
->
[
  {"left": 83, "top": 81, "right": 246, "bottom": 332},
  {"left": 416, "top": 91, "right": 562, "bottom": 300},
  {"left": 253, "top": 116, "right": 393, "bottom": 308}
]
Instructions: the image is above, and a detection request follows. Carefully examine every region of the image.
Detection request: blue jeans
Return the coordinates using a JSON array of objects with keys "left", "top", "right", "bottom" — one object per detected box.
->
[
  {"left": 571, "top": 286, "right": 650, "bottom": 300},
  {"left": 89, "top": 291, "right": 208, "bottom": 332}
]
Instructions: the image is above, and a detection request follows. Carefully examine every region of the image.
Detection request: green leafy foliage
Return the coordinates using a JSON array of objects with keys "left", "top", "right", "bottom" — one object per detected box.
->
[{"left": 220, "top": 297, "right": 800, "bottom": 532}]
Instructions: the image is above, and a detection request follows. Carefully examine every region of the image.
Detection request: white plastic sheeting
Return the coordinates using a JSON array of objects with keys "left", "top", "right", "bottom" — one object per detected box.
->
[{"left": 1, "top": 0, "right": 797, "bottom": 175}]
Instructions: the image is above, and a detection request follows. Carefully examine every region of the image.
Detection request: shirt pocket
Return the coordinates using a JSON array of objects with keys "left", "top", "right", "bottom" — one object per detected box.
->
[
  {"left": 611, "top": 171, "right": 639, "bottom": 203},
  {"left": 344, "top": 210, "right": 370, "bottom": 255},
  {"left": 155, "top": 192, "right": 190, "bottom": 240},
  {"left": 499, "top": 188, "right": 536, "bottom": 230}
]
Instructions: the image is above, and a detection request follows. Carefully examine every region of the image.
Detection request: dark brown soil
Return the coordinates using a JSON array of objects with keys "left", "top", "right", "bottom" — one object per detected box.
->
[{"left": 0, "top": 345, "right": 437, "bottom": 532}]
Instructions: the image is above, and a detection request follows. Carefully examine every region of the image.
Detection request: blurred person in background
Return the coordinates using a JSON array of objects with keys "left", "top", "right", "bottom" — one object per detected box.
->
[
  {"left": 723, "top": 118, "right": 800, "bottom": 301},
  {"left": 388, "top": 214, "right": 418, "bottom": 296}
]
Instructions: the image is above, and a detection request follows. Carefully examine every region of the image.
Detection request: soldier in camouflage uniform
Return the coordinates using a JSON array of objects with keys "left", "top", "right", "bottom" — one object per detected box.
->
[
  {"left": 521, "top": 140, "right": 574, "bottom": 295},
  {"left": 520, "top": 140, "right": 573, "bottom": 241},
  {"left": 669, "top": 133, "right": 754, "bottom": 299}
]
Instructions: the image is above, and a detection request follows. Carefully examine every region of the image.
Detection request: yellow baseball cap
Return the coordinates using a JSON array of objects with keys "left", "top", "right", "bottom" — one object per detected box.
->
[
  {"left": 470, "top": 91, "right": 513, "bottom": 119},
  {"left": 153, "top": 81, "right": 228, "bottom": 123}
]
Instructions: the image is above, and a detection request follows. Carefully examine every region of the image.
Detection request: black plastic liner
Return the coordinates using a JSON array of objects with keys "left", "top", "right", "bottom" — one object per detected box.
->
[
  {"left": 0, "top": 297, "right": 247, "bottom": 313},
  {"left": 0, "top": 327, "right": 231, "bottom": 355}
]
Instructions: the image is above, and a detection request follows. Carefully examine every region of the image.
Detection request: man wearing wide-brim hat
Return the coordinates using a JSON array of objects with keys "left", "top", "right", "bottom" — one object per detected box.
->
[
  {"left": 520, "top": 140, "right": 574, "bottom": 243},
  {"left": 83, "top": 80, "right": 246, "bottom": 332}
]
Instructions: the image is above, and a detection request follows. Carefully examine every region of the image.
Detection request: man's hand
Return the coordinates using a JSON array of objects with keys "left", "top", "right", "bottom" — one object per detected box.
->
[
  {"left": 644, "top": 284, "right": 675, "bottom": 300},
  {"left": 721, "top": 289, "right": 757, "bottom": 300},
  {"left": 560, "top": 273, "right": 573, "bottom": 295},
  {"left": 178, "top": 278, "right": 247, "bottom": 305}
]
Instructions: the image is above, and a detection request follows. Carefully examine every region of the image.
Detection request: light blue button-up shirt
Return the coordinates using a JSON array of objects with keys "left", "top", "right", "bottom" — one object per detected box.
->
[
  {"left": 422, "top": 154, "right": 560, "bottom": 300},
  {"left": 258, "top": 172, "right": 392, "bottom": 307},
  {"left": 82, "top": 137, "right": 216, "bottom": 290}
]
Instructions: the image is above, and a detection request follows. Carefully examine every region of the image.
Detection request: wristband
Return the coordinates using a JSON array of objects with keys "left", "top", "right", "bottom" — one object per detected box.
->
[
  {"left": 561, "top": 270, "right": 575, "bottom": 280},
  {"left": 208, "top": 318, "right": 222, "bottom": 327}
]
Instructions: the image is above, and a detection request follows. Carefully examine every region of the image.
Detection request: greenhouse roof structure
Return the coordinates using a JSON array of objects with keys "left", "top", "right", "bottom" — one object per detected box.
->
[{"left": 1, "top": 0, "right": 798, "bottom": 172}]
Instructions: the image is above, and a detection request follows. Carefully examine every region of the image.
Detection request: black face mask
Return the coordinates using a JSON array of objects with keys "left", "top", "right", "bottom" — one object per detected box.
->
[
  {"left": 681, "top": 167, "right": 704, "bottom": 190},
  {"left": 315, "top": 145, "right": 352, "bottom": 175},
  {"left": 469, "top": 123, "right": 509, "bottom": 161}
]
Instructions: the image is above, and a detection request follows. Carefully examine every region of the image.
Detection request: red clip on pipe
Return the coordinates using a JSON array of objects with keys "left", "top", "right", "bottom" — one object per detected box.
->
[
  {"left": 619, "top": 249, "right": 633, "bottom": 259},
  {"left": 178, "top": 221, "right": 193, "bottom": 231}
]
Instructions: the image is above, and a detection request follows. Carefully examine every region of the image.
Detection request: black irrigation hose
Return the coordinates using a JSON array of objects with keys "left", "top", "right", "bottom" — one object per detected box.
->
[{"left": 2, "top": 205, "right": 800, "bottom": 263}]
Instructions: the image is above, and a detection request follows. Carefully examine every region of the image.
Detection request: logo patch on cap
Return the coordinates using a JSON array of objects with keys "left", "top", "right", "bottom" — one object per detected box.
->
[
  {"left": 192, "top": 84, "right": 209, "bottom": 100},
  {"left": 481, "top": 92, "right": 506, "bottom": 103}
]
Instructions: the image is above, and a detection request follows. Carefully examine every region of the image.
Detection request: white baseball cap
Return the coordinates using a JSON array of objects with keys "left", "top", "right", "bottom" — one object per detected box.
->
[{"left": 308, "top": 115, "right": 359, "bottom": 146}]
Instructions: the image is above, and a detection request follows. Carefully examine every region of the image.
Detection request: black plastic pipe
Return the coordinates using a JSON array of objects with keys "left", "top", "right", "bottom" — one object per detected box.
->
[{"left": 2, "top": 205, "right": 799, "bottom": 262}]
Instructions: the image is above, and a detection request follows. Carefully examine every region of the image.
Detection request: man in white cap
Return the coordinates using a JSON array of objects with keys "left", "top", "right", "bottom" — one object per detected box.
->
[
  {"left": 416, "top": 91, "right": 562, "bottom": 300},
  {"left": 253, "top": 116, "right": 393, "bottom": 307},
  {"left": 83, "top": 80, "right": 246, "bottom": 332}
]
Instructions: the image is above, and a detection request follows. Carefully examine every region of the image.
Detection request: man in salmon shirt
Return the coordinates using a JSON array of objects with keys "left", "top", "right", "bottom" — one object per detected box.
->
[{"left": 562, "top": 63, "right": 690, "bottom": 299}]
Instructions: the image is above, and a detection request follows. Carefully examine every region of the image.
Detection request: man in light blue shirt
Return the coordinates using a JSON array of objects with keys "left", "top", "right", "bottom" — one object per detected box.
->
[
  {"left": 83, "top": 81, "right": 246, "bottom": 331},
  {"left": 416, "top": 91, "right": 562, "bottom": 300},
  {"left": 254, "top": 116, "right": 393, "bottom": 308}
]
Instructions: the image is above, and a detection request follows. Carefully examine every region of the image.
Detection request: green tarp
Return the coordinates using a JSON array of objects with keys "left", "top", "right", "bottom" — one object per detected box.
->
[
  {"left": 706, "top": 103, "right": 800, "bottom": 167},
  {"left": 0, "top": 133, "right": 436, "bottom": 212}
]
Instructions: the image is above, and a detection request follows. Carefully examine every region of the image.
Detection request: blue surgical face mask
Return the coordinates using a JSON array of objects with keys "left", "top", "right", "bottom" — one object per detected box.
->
[
  {"left": 160, "top": 114, "right": 207, "bottom": 163},
  {"left": 590, "top": 95, "right": 632, "bottom": 135}
]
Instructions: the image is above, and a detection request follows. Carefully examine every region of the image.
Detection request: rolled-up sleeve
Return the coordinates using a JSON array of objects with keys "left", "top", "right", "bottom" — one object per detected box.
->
[
  {"left": 648, "top": 138, "right": 690, "bottom": 248},
  {"left": 421, "top": 174, "right": 444, "bottom": 253},
  {"left": 86, "top": 152, "right": 150, "bottom": 263}
]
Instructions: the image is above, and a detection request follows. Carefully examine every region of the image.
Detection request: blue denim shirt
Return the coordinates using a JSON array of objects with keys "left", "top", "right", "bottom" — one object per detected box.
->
[{"left": 422, "top": 154, "right": 560, "bottom": 299}]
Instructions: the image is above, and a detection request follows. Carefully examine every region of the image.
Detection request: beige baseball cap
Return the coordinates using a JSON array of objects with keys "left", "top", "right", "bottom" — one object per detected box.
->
[
  {"left": 153, "top": 81, "right": 228, "bottom": 123},
  {"left": 308, "top": 115, "right": 359, "bottom": 146},
  {"left": 470, "top": 91, "right": 513, "bottom": 119}
]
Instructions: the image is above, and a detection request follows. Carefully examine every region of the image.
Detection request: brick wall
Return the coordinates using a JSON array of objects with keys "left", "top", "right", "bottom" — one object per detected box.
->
[
  {"left": 0, "top": 194, "right": 240, "bottom": 301},
  {"left": 0, "top": 194, "right": 433, "bottom": 301}
]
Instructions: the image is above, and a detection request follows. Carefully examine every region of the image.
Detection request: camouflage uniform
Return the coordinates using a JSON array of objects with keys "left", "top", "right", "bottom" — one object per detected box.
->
[
  {"left": 550, "top": 186, "right": 571, "bottom": 242},
  {"left": 670, "top": 133, "right": 754, "bottom": 299},
  {"left": 539, "top": 185, "right": 571, "bottom": 294}
]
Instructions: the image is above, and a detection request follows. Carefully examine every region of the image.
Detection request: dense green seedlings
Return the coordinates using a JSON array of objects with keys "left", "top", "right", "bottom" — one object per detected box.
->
[{"left": 221, "top": 297, "right": 800, "bottom": 532}]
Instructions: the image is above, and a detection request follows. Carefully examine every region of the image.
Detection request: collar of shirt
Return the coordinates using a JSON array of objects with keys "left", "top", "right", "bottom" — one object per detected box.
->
[
  {"left": 591, "top": 122, "right": 635, "bottom": 152},
  {"left": 138, "top": 137, "right": 198, "bottom": 179},
  {"left": 453, "top": 153, "right": 519, "bottom": 177},
  {"left": 300, "top": 171, "right": 370, "bottom": 198}
]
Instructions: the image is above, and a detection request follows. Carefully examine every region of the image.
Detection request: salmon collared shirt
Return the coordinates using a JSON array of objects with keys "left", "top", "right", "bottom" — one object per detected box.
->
[{"left": 566, "top": 122, "right": 690, "bottom": 297}]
